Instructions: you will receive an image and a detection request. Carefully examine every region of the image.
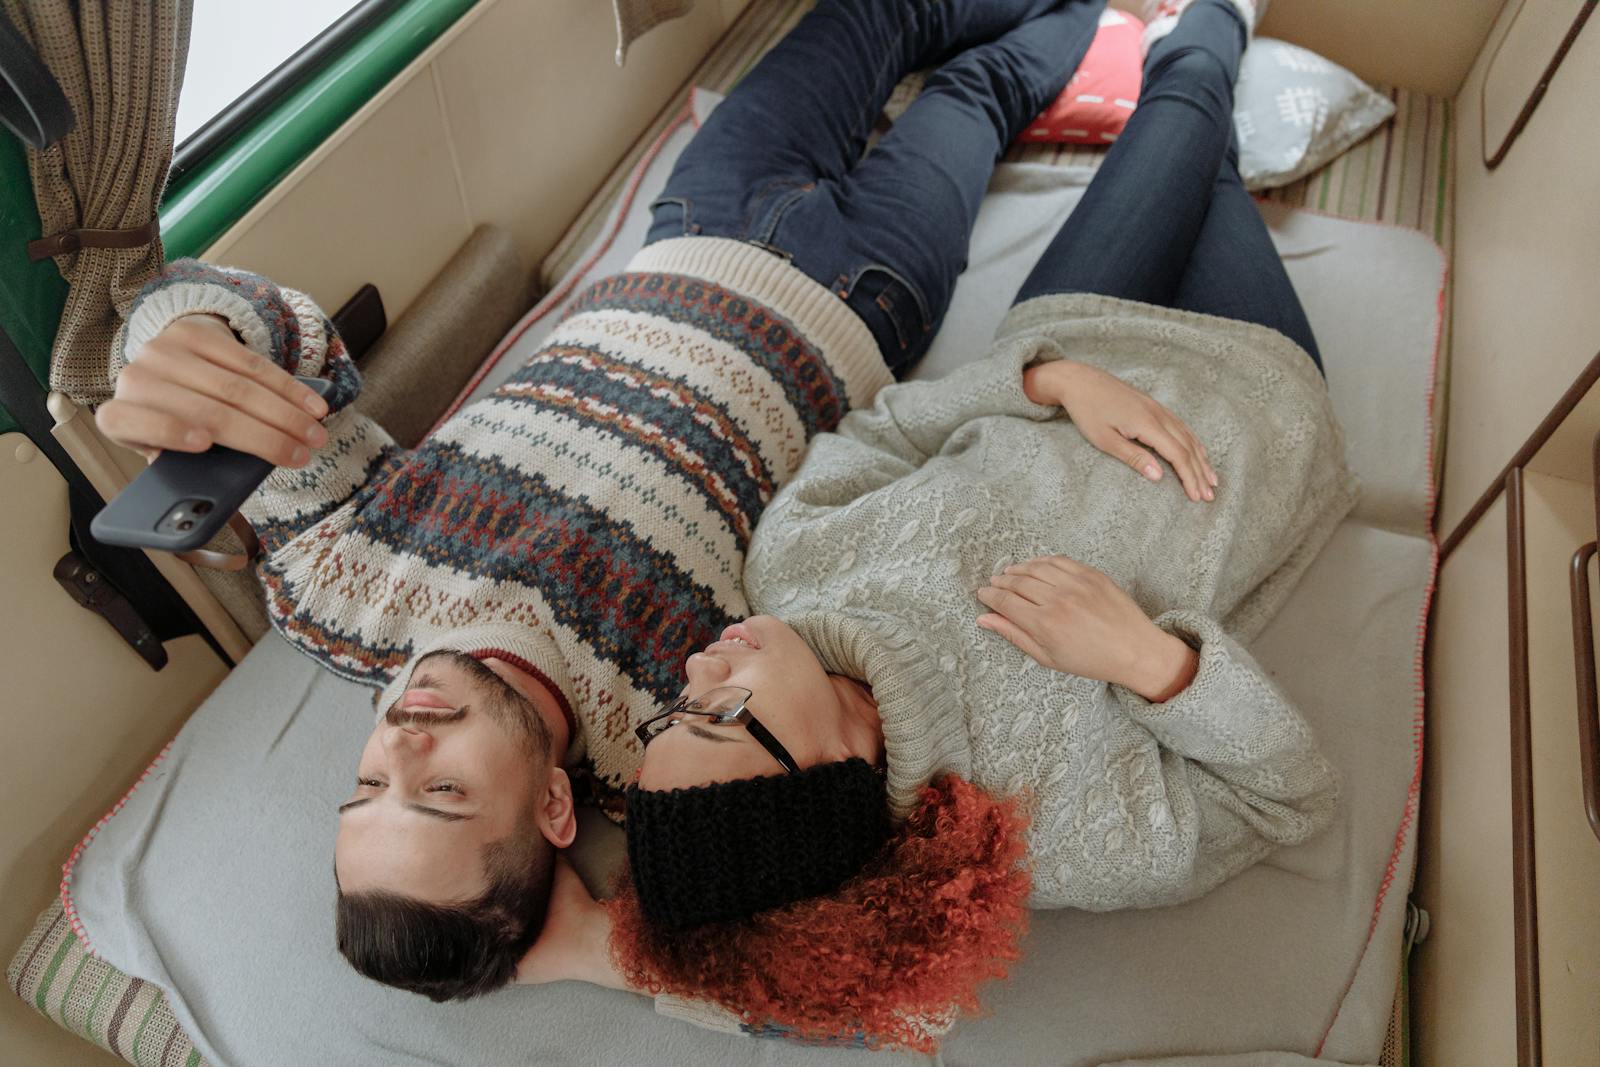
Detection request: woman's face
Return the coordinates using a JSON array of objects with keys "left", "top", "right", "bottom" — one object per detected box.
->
[{"left": 636, "top": 615, "right": 877, "bottom": 790}]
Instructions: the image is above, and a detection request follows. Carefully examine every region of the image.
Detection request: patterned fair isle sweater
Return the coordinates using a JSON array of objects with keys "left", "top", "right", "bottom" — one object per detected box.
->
[{"left": 124, "top": 238, "right": 892, "bottom": 796}]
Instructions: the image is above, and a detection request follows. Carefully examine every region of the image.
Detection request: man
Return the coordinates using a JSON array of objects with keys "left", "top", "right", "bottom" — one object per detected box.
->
[{"left": 96, "top": 0, "right": 1108, "bottom": 1000}]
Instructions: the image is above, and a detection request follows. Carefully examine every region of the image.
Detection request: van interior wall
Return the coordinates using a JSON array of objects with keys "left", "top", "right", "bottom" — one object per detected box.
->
[
  {"left": 1108, "top": 0, "right": 1503, "bottom": 98},
  {"left": 0, "top": 432, "right": 228, "bottom": 1066},
  {"left": 1419, "top": 1, "right": 1600, "bottom": 1064},
  {"left": 0, "top": 0, "right": 1522, "bottom": 1062},
  {"left": 198, "top": 0, "right": 751, "bottom": 321}
]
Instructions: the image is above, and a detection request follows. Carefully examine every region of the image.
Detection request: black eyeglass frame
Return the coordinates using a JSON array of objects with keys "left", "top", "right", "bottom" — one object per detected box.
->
[{"left": 634, "top": 687, "right": 799, "bottom": 774}]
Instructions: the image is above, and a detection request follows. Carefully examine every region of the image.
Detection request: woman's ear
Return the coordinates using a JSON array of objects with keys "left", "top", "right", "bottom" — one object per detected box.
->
[{"left": 539, "top": 766, "right": 579, "bottom": 849}]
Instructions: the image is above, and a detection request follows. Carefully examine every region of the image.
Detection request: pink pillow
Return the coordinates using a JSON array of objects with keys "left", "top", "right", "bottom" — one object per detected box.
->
[{"left": 1019, "top": 9, "right": 1144, "bottom": 145}]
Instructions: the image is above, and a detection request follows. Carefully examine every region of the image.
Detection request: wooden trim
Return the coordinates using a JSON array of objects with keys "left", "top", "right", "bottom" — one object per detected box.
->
[
  {"left": 1481, "top": 0, "right": 1596, "bottom": 170},
  {"left": 1440, "top": 347, "right": 1600, "bottom": 562},
  {"left": 1568, "top": 538, "right": 1600, "bottom": 845},
  {"left": 44, "top": 392, "right": 252, "bottom": 662},
  {"left": 1504, "top": 467, "right": 1543, "bottom": 1067}
]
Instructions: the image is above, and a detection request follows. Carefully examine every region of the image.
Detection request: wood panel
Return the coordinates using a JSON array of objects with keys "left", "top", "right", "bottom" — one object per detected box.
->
[
  {"left": 1441, "top": 0, "right": 1600, "bottom": 536},
  {"left": 1522, "top": 469, "right": 1600, "bottom": 1062},
  {"left": 0, "top": 433, "right": 226, "bottom": 1065},
  {"left": 1415, "top": 494, "right": 1518, "bottom": 1066}
]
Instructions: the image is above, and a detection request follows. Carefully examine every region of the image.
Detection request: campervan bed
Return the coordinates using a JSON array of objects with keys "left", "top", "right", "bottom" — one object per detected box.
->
[{"left": 9, "top": 1, "right": 1451, "bottom": 1064}]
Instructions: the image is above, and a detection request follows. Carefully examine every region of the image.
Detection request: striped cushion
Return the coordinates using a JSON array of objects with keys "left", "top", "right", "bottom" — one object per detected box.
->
[{"left": 7, "top": 901, "right": 207, "bottom": 1067}]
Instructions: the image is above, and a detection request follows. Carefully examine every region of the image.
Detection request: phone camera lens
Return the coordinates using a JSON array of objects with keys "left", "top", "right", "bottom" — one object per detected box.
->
[
  {"left": 192, "top": 500, "right": 214, "bottom": 515},
  {"left": 177, "top": 519, "right": 195, "bottom": 532}
]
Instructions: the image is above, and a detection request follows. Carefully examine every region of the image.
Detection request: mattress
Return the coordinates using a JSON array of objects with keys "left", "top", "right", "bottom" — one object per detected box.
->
[{"left": 9, "top": 2, "right": 1451, "bottom": 1064}]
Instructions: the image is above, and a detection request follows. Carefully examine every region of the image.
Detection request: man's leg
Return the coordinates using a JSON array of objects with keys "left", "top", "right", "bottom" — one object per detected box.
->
[
  {"left": 646, "top": 0, "right": 1074, "bottom": 247},
  {"left": 1012, "top": 0, "right": 1246, "bottom": 308},
  {"left": 1168, "top": 147, "right": 1323, "bottom": 371},
  {"left": 771, "top": 0, "right": 1108, "bottom": 375}
]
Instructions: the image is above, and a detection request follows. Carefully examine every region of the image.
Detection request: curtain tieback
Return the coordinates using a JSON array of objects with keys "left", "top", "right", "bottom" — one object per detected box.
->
[
  {"left": 27, "top": 217, "right": 160, "bottom": 261},
  {"left": 175, "top": 512, "right": 261, "bottom": 573}
]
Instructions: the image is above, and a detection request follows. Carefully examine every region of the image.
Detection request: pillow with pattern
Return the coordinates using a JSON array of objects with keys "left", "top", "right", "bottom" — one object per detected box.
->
[
  {"left": 1233, "top": 37, "right": 1395, "bottom": 191},
  {"left": 1019, "top": 8, "right": 1146, "bottom": 146}
]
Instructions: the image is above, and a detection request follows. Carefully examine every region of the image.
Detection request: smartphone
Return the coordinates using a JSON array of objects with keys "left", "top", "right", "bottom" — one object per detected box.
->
[{"left": 90, "top": 376, "right": 338, "bottom": 554}]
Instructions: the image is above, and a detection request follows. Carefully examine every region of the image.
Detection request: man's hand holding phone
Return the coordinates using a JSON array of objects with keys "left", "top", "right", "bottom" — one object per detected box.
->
[{"left": 96, "top": 313, "right": 332, "bottom": 467}]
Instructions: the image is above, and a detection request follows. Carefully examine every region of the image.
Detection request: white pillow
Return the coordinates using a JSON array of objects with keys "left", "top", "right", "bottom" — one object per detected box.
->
[{"left": 1232, "top": 38, "right": 1395, "bottom": 191}]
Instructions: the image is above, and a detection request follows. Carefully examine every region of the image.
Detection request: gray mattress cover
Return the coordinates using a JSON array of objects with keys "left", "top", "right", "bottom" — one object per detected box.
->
[{"left": 65, "top": 112, "right": 1443, "bottom": 1067}]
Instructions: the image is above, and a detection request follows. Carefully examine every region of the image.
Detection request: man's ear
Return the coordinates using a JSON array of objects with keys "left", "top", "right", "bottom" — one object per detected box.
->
[{"left": 539, "top": 766, "right": 578, "bottom": 849}]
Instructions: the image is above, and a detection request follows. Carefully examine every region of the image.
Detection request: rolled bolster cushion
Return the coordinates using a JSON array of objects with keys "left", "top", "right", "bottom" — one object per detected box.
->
[{"left": 625, "top": 757, "right": 890, "bottom": 930}]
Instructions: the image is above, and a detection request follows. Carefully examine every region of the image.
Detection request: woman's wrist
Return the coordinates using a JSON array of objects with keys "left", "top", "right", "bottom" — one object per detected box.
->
[
  {"left": 1122, "top": 630, "right": 1200, "bottom": 703},
  {"left": 1021, "top": 360, "right": 1081, "bottom": 406}
]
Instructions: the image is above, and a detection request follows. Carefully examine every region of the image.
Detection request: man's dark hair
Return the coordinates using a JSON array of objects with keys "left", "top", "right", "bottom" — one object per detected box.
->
[{"left": 335, "top": 828, "right": 556, "bottom": 1001}]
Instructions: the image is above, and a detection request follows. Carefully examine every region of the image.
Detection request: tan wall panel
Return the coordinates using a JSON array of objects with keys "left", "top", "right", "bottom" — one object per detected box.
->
[
  {"left": 204, "top": 71, "right": 473, "bottom": 315},
  {"left": 1256, "top": 0, "right": 1505, "bottom": 97},
  {"left": 1440, "top": 0, "right": 1600, "bottom": 535},
  {"left": 1108, "top": 0, "right": 1504, "bottom": 95},
  {"left": 434, "top": 0, "right": 726, "bottom": 270},
  {"left": 1414, "top": 496, "right": 1517, "bottom": 1066},
  {"left": 0, "top": 433, "right": 227, "bottom": 1064},
  {"left": 1521, "top": 470, "right": 1600, "bottom": 1062}
]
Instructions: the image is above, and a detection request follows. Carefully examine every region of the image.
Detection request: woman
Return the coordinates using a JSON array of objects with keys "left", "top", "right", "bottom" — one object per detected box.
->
[{"left": 523, "top": 0, "right": 1355, "bottom": 1050}]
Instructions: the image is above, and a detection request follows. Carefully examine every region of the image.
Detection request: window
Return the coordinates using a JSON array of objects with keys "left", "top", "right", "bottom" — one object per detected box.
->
[
  {"left": 176, "top": 1, "right": 363, "bottom": 146},
  {"left": 170, "top": 0, "right": 404, "bottom": 180}
]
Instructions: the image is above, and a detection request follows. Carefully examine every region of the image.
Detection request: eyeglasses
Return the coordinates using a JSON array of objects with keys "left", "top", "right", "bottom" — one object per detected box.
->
[{"left": 634, "top": 686, "right": 799, "bottom": 774}]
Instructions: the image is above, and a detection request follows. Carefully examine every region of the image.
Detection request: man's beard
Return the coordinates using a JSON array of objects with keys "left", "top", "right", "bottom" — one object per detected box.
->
[{"left": 388, "top": 651, "right": 552, "bottom": 759}]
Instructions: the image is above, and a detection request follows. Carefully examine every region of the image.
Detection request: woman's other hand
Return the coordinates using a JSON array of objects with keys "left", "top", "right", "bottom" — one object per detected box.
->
[
  {"left": 1022, "top": 360, "right": 1217, "bottom": 503},
  {"left": 95, "top": 313, "right": 330, "bottom": 466},
  {"left": 976, "top": 555, "right": 1199, "bottom": 702},
  {"left": 515, "top": 855, "right": 631, "bottom": 991}
]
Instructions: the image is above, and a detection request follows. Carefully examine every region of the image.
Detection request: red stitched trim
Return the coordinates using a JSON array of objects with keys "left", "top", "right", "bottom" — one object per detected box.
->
[
  {"left": 422, "top": 99, "right": 698, "bottom": 440},
  {"left": 59, "top": 740, "right": 178, "bottom": 958},
  {"left": 1312, "top": 218, "right": 1447, "bottom": 1058}
]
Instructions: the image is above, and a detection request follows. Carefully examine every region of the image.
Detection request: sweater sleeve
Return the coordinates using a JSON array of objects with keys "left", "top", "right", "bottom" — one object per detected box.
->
[
  {"left": 832, "top": 340, "right": 1061, "bottom": 466},
  {"left": 1036, "top": 609, "right": 1339, "bottom": 910},
  {"left": 121, "top": 260, "right": 401, "bottom": 551}
]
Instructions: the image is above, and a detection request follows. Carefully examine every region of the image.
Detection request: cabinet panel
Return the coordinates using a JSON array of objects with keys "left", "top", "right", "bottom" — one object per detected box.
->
[
  {"left": 1416, "top": 495, "right": 1518, "bottom": 1065},
  {"left": 1523, "top": 471, "right": 1600, "bottom": 1063},
  {"left": 0, "top": 433, "right": 227, "bottom": 1064}
]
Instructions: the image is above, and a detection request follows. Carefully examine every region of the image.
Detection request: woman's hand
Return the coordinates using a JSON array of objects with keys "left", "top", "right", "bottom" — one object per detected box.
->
[
  {"left": 95, "top": 313, "right": 330, "bottom": 466},
  {"left": 1023, "top": 360, "right": 1217, "bottom": 503},
  {"left": 976, "top": 555, "right": 1199, "bottom": 702},
  {"left": 515, "top": 855, "right": 632, "bottom": 991}
]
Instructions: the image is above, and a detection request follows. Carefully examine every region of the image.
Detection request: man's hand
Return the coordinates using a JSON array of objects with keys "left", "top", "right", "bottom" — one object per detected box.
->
[
  {"left": 1023, "top": 360, "right": 1217, "bottom": 503},
  {"left": 976, "top": 555, "right": 1199, "bottom": 702},
  {"left": 515, "top": 855, "right": 631, "bottom": 991},
  {"left": 95, "top": 313, "right": 330, "bottom": 466}
]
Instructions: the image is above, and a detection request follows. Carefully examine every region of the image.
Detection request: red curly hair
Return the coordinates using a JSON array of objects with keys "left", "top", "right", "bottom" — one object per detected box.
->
[{"left": 606, "top": 775, "right": 1031, "bottom": 1052}]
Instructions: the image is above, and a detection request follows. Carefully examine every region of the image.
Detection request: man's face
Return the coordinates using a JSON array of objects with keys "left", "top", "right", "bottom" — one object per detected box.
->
[{"left": 334, "top": 652, "right": 572, "bottom": 903}]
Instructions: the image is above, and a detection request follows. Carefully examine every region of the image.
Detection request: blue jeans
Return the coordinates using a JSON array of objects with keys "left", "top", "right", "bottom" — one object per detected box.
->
[
  {"left": 1015, "top": 0, "right": 1324, "bottom": 371},
  {"left": 645, "top": 0, "right": 1108, "bottom": 377}
]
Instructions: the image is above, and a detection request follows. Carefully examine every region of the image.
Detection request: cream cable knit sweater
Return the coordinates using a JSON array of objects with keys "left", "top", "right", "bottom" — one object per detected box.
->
[{"left": 746, "top": 293, "right": 1357, "bottom": 909}]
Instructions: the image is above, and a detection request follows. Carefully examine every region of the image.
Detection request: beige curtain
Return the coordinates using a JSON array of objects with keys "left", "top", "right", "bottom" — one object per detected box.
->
[
  {"left": 612, "top": 0, "right": 695, "bottom": 63},
  {"left": 3, "top": 0, "right": 192, "bottom": 406}
]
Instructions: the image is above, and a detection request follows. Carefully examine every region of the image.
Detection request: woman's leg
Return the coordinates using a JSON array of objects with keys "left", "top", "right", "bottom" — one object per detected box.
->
[
  {"left": 645, "top": 0, "right": 1078, "bottom": 247},
  {"left": 772, "top": 1, "right": 1108, "bottom": 375},
  {"left": 1169, "top": 146, "right": 1323, "bottom": 370},
  {"left": 1012, "top": 0, "right": 1246, "bottom": 307}
]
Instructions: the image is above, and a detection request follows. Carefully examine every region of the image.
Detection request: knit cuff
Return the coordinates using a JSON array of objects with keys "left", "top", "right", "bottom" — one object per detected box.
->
[{"left": 123, "top": 260, "right": 361, "bottom": 413}]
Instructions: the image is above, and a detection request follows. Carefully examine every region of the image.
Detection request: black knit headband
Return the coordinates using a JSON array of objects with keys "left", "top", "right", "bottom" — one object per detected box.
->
[{"left": 624, "top": 758, "right": 890, "bottom": 930}]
